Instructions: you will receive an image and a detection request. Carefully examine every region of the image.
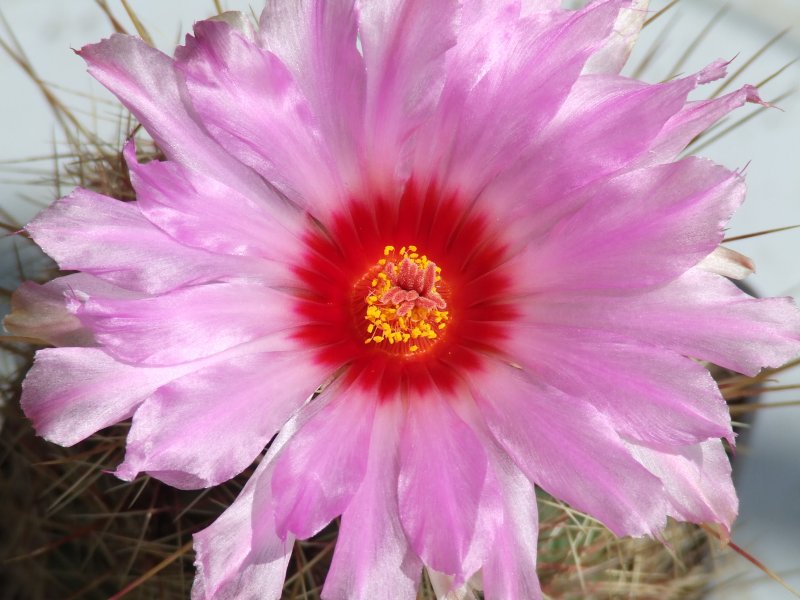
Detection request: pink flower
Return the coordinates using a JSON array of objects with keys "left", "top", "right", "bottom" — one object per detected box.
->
[{"left": 6, "top": 1, "right": 800, "bottom": 598}]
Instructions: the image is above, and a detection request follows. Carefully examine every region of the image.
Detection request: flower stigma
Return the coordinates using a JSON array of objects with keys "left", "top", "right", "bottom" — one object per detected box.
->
[{"left": 363, "top": 245, "right": 449, "bottom": 355}]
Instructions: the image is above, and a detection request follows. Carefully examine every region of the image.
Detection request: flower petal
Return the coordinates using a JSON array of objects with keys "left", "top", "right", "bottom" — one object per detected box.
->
[
  {"left": 504, "top": 326, "right": 733, "bottom": 447},
  {"left": 75, "top": 282, "right": 301, "bottom": 366},
  {"left": 529, "top": 268, "right": 800, "bottom": 376},
  {"left": 584, "top": 0, "right": 649, "bottom": 74},
  {"left": 192, "top": 421, "right": 301, "bottom": 600},
  {"left": 357, "top": 0, "right": 460, "bottom": 185},
  {"left": 398, "top": 390, "right": 501, "bottom": 582},
  {"left": 26, "top": 190, "right": 273, "bottom": 294},
  {"left": 176, "top": 19, "right": 344, "bottom": 213},
  {"left": 627, "top": 440, "right": 737, "bottom": 535},
  {"left": 116, "top": 349, "right": 324, "bottom": 488},
  {"left": 697, "top": 246, "right": 755, "bottom": 280},
  {"left": 20, "top": 347, "right": 191, "bottom": 446},
  {"left": 514, "top": 158, "right": 744, "bottom": 292},
  {"left": 322, "top": 401, "right": 422, "bottom": 600},
  {"left": 125, "top": 141, "right": 302, "bottom": 260},
  {"left": 3, "top": 273, "right": 141, "bottom": 346},
  {"left": 78, "top": 34, "right": 271, "bottom": 202},
  {"left": 258, "top": 0, "right": 366, "bottom": 191},
  {"left": 470, "top": 361, "right": 667, "bottom": 537},
  {"left": 415, "top": 0, "right": 625, "bottom": 198},
  {"left": 270, "top": 382, "right": 376, "bottom": 539}
]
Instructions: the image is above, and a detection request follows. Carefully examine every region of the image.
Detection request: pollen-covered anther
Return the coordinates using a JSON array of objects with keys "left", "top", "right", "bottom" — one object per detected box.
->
[{"left": 363, "top": 245, "right": 450, "bottom": 354}]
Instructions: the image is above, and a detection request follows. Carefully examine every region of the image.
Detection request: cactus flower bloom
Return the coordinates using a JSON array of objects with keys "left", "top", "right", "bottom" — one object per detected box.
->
[{"left": 7, "top": 1, "right": 800, "bottom": 598}]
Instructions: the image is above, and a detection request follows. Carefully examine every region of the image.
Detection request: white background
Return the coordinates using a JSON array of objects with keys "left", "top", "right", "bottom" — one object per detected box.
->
[{"left": 0, "top": 1, "right": 798, "bottom": 597}]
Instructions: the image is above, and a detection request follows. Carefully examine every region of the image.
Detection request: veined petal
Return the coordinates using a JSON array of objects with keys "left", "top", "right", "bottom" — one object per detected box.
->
[
  {"left": 470, "top": 361, "right": 667, "bottom": 537},
  {"left": 20, "top": 347, "right": 193, "bottom": 446},
  {"left": 357, "top": 0, "right": 460, "bottom": 186},
  {"left": 271, "top": 382, "right": 376, "bottom": 539},
  {"left": 176, "top": 19, "right": 345, "bottom": 213},
  {"left": 75, "top": 282, "right": 301, "bottom": 366},
  {"left": 322, "top": 401, "right": 421, "bottom": 600},
  {"left": 116, "top": 349, "right": 324, "bottom": 488},
  {"left": 26, "top": 189, "right": 276, "bottom": 294},
  {"left": 192, "top": 418, "right": 304, "bottom": 600},
  {"left": 3, "top": 274, "right": 142, "bottom": 346},
  {"left": 627, "top": 440, "right": 738, "bottom": 535},
  {"left": 415, "top": 0, "right": 626, "bottom": 198},
  {"left": 259, "top": 0, "right": 366, "bottom": 192},
  {"left": 504, "top": 327, "right": 733, "bottom": 447},
  {"left": 398, "top": 390, "right": 501, "bottom": 582},
  {"left": 78, "top": 34, "right": 271, "bottom": 203},
  {"left": 529, "top": 268, "right": 800, "bottom": 376},
  {"left": 513, "top": 158, "right": 744, "bottom": 291},
  {"left": 584, "top": 0, "right": 649, "bottom": 74},
  {"left": 125, "top": 142, "right": 302, "bottom": 259}
]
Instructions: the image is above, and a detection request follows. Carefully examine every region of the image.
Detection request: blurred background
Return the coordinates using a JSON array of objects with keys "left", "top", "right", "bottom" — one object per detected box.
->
[{"left": 0, "top": 1, "right": 798, "bottom": 598}]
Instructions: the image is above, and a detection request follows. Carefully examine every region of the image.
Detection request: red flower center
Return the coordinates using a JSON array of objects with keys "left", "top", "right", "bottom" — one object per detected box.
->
[{"left": 292, "top": 181, "right": 517, "bottom": 398}]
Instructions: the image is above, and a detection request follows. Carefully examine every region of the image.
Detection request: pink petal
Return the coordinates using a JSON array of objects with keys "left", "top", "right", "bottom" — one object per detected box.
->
[
  {"left": 647, "top": 85, "right": 764, "bottom": 163},
  {"left": 627, "top": 440, "right": 737, "bottom": 535},
  {"left": 470, "top": 361, "right": 667, "bottom": 537},
  {"left": 481, "top": 60, "right": 729, "bottom": 229},
  {"left": 116, "top": 349, "right": 324, "bottom": 488},
  {"left": 583, "top": 0, "right": 649, "bottom": 74},
  {"left": 512, "top": 158, "right": 744, "bottom": 292},
  {"left": 322, "top": 401, "right": 422, "bottom": 600},
  {"left": 528, "top": 268, "right": 800, "bottom": 376},
  {"left": 20, "top": 347, "right": 192, "bottom": 446},
  {"left": 270, "top": 383, "right": 376, "bottom": 539},
  {"left": 258, "top": 0, "right": 366, "bottom": 192},
  {"left": 398, "top": 390, "right": 501, "bottom": 582},
  {"left": 77, "top": 34, "right": 271, "bottom": 203},
  {"left": 76, "top": 282, "right": 301, "bottom": 366},
  {"left": 176, "top": 19, "right": 345, "bottom": 213},
  {"left": 357, "top": 0, "right": 460, "bottom": 186},
  {"left": 481, "top": 456, "right": 542, "bottom": 600},
  {"left": 125, "top": 141, "right": 302, "bottom": 260},
  {"left": 415, "top": 0, "right": 624, "bottom": 198},
  {"left": 503, "top": 327, "right": 733, "bottom": 447},
  {"left": 192, "top": 423, "right": 300, "bottom": 600},
  {"left": 3, "top": 273, "right": 141, "bottom": 346},
  {"left": 26, "top": 189, "right": 273, "bottom": 294}
]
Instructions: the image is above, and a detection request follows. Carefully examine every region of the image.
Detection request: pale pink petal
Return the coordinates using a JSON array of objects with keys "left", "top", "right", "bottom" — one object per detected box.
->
[
  {"left": 528, "top": 268, "right": 800, "bottom": 376},
  {"left": 415, "top": 0, "right": 625, "bottom": 197},
  {"left": 125, "top": 142, "right": 302, "bottom": 259},
  {"left": 176, "top": 20, "right": 345, "bottom": 212},
  {"left": 627, "top": 440, "right": 737, "bottom": 535},
  {"left": 584, "top": 0, "right": 649, "bottom": 74},
  {"left": 356, "top": 0, "right": 460, "bottom": 186},
  {"left": 20, "top": 347, "right": 192, "bottom": 446},
  {"left": 398, "top": 391, "right": 501, "bottom": 582},
  {"left": 647, "top": 85, "right": 764, "bottom": 163},
  {"left": 322, "top": 401, "right": 422, "bottom": 600},
  {"left": 470, "top": 361, "right": 667, "bottom": 537},
  {"left": 428, "top": 571, "right": 481, "bottom": 600},
  {"left": 481, "top": 61, "right": 729, "bottom": 230},
  {"left": 192, "top": 421, "right": 302, "bottom": 600},
  {"left": 512, "top": 158, "right": 744, "bottom": 292},
  {"left": 26, "top": 189, "right": 275, "bottom": 294},
  {"left": 698, "top": 246, "right": 755, "bottom": 280},
  {"left": 504, "top": 326, "right": 733, "bottom": 447},
  {"left": 481, "top": 457, "right": 542, "bottom": 600},
  {"left": 258, "top": 0, "right": 366, "bottom": 191},
  {"left": 3, "top": 273, "right": 142, "bottom": 346},
  {"left": 271, "top": 383, "right": 376, "bottom": 539},
  {"left": 116, "top": 349, "right": 324, "bottom": 488},
  {"left": 75, "top": 282, "right": 300, "bottom": 366},
  {"left": 78, "top": 34, "right": 271, "bottom": 203}
]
